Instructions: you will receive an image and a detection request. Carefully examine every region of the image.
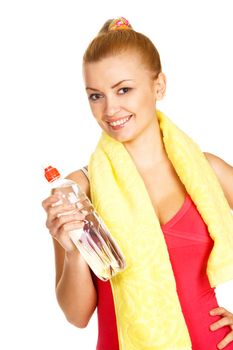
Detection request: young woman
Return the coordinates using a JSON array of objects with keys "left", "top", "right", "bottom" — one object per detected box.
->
[{"left": 42, "top": 17, "right": 233, "bottom": 350}]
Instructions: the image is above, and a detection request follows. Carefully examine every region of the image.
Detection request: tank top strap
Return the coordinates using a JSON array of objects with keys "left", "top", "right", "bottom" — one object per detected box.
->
[{"left": 80, "top": 165, "right": 89, "bottom": 181}]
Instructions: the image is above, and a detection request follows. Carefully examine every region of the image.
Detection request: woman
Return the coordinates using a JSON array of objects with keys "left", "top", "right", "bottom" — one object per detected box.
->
[{"left": 42, "top": 17, "right": 233, "bottom": 349}]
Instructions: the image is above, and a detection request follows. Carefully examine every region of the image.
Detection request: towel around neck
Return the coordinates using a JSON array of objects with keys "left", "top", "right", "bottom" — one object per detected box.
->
[{"left": 88, "top": 110, "right": 233, "bottom": 350}]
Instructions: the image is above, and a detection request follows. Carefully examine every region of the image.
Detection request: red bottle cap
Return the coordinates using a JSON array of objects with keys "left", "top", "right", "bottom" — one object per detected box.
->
[{"left": 44, "top": 165, "right": 61, "bottom": 183}]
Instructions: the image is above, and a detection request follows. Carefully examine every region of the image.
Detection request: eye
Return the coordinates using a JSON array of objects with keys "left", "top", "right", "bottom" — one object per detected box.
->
[
  {"left": 89, "top": 93, "right": 102, "bottom": 101},
  {"left": 118, "top": 87, "right": 131, "bottom": 94}
]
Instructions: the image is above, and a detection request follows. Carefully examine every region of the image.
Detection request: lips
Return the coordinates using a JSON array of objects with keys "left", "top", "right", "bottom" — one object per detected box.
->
[
  {"left": 106, "top": 114, "right": 133, "bottom": 124},
  {"left": 106, "top": 114, "right": 133, "bottom": 130}
]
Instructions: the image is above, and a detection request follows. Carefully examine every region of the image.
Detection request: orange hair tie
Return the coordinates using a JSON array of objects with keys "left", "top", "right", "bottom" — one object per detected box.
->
[{"left": 108, "top": 17, "right": 131, "bottom": 31}]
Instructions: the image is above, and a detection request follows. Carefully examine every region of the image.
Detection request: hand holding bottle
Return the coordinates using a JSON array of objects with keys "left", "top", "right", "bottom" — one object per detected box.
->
[
  {"left": 42, "top": 165, "right": 126, "bottom": 281},
  {"left": 42, "top": 192, "right": 87, "bottom": 253}
]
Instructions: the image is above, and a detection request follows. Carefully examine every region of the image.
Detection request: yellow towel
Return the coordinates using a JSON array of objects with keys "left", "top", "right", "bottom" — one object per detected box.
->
[{"left": 88, "top": 110, "right": 233, "bottom": 350}]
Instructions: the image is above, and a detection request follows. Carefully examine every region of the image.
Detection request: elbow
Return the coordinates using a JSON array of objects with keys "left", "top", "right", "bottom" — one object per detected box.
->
[
  {"left": 55, "top": 286, "right": 97, "bottom": 329},
  {"left": 56, "top": 298, "right": 96, "bottom": 329},
  {"left": 63, "top": 305, "right": 96, "bottom": 329},
  {"left": 66, "top": 315, "right": 91, "bottom": 328}
]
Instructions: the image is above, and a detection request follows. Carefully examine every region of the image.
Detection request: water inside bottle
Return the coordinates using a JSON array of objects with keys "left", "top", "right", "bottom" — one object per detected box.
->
[
  {"left": 52, "top": 184, "right": 126, "bottom": 281},
  {"left": 69, "top": 211, "right": 126, "bottom": 281}
]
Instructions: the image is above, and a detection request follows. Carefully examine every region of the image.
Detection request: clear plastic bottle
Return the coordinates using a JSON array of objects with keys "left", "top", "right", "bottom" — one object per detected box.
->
[{"left": 44, "top": 165, "right": 126, "bottom": 281}]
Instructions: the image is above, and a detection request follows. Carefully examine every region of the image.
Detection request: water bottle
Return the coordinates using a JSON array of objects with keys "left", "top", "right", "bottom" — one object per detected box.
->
[{"left": 44, "top": 165, "right": 126, "bottom": 281}]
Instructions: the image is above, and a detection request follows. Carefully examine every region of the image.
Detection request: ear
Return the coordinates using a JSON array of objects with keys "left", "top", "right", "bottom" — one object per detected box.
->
[{"left": 154, "top": 72, "right": 166, "bottom": 100}]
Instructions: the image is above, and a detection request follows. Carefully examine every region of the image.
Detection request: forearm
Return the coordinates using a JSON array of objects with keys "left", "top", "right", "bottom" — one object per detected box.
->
[{"left": 56, "top": 250, "right": 97, "bottom": 328}]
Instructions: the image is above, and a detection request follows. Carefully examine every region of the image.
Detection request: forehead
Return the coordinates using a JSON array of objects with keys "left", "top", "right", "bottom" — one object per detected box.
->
[{"left": 83, "top": 52, "right": 150, "bottom": 86}]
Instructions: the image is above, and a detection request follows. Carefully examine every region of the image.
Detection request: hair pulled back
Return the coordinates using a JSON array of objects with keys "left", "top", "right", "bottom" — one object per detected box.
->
[{"left": 83, "top": 18, "right": 162, "bottom": 79}]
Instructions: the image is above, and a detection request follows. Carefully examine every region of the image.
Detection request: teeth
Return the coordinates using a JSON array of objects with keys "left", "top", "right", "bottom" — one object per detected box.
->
[{"left": 109, "top": 115, "right": 131, "bottom": 127}]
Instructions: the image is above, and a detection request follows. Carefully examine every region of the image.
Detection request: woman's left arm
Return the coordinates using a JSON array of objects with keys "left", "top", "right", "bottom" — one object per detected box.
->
[{"left": 204, "top": 152, "right": 233, "bottom": 349}]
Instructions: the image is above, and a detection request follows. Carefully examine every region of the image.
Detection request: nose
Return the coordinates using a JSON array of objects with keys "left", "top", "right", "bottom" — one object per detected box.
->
[{"left": 104, "top": 95, "right": 121, "bottom": 117}]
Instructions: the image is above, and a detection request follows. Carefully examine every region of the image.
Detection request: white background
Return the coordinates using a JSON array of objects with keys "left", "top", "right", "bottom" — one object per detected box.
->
[{"left": 1, "top": 0, "right": 233, "bottom": 349}]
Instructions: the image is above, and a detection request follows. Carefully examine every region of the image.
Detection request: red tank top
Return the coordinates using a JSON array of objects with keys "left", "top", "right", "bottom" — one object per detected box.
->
[{"left": 92, "top": 193, "right": 233, "bottom": 350}]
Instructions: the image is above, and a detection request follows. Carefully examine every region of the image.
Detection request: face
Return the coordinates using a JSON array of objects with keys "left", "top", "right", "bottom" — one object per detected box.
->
[{"left": 83, "top": 51, "right": 165, "bottom": 143}]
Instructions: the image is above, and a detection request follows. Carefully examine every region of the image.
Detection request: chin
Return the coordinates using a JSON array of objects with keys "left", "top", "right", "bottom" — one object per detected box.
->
[{"left": 110, "top": 133, "right": 135, "bottom": 144}]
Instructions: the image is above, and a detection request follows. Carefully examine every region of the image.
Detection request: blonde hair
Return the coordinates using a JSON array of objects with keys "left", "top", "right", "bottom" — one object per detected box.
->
[{"left": 83, "top": 18, "right": 162, "bottom": 79}]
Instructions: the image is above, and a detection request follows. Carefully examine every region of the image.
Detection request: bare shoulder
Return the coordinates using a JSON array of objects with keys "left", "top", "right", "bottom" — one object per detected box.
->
[
  {"left": 66, "top": 167, "right": 90, "bottom": 200},
  {"left": 204, "top": 152, "right": 233, "bottom": 209}
]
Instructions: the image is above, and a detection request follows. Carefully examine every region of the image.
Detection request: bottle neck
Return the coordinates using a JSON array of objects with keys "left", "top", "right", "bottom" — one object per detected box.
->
[{"left": 49, "top": 175, "right": 61, "bottom": 183}]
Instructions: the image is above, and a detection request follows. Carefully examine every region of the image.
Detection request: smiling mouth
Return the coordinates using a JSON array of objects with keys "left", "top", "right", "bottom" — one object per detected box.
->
[{"left": 107, "top": 115, "right": 133, "bottom": 127}]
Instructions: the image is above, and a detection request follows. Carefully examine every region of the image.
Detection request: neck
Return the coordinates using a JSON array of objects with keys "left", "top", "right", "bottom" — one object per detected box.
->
[{"left": 123, "top": 116, "right": 168, "bottom": 170}]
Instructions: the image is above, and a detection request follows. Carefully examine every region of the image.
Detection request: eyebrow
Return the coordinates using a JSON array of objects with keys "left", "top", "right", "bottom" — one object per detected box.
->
[{"left": 86, "top": 79, "right": 134, "bottom": 91}]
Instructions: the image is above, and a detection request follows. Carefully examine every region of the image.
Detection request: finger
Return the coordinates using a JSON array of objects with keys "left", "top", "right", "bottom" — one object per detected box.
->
[
  {"left": 46, "top": 201, "right": 86, "bottom": 230},
  {"left": 42, "top": 194, "right": 62, "bottom": 211},
  {"left": 47, "top": 202, "right": 77, "bottom": 221},
  {"left": 210, "top": 307, "right": 227, "bottom": 316},
  {"left": 46, "top": 204, "right": 73, "bottom": 229},
  {"left": 51, "top": 212, "right": 86, "bottom": 233},
  {"left": 57, "top": 220, "right": 85, "bottom": 238},
  {"left": 210, "top": 317, "right": 233, "bottom": 331},
  {"left": 216, "top": 331, "right": 233, "bottom": 349}
]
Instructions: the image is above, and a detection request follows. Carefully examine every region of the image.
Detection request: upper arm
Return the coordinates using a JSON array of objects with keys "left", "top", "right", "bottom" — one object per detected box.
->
[
  {"left": 53, "top": 168, "right": 90, "bottom": 286},
  {"left": 204, "top": 152, "right": 233, "bottom": 210},
  {"left": 66, "top": 167, "right": 90, "bottom": 199}
]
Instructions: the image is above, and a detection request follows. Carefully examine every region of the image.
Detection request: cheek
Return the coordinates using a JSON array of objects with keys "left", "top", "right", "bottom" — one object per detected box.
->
[
  {"left": 90, "top": 107, "right": 107, "bottom": 127},
  {"left": 143, "top": 90, "right": 156, "bottom": 109},
  {"left": 133, "top": 96, "right": 155, "bottom": 114},
  {"left": 134, "top": 88, "right": 155, "bottom": 105}
]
